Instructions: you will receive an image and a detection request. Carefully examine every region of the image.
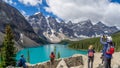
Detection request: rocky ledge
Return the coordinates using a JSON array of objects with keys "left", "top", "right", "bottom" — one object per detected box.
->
[
  {"left": 26, "top": 56, "right": 84, "bottom": 68},
  {"left": 26, "top": 52, "right": 120, "bottom": 68},
  {"left": 6, "top": 52, "right": 120, "bottom": 68}
]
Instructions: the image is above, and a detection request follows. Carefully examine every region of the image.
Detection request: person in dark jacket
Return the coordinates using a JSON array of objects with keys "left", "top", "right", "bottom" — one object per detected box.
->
[
  {"left": 100, "top": 36, "right": 114, "bottom": 68},
  {"left": 88, "top": 45, "right": 95, "bottom": 68},
  {"left": 17, "top": 54, "right": 26, "bottom": 68}
]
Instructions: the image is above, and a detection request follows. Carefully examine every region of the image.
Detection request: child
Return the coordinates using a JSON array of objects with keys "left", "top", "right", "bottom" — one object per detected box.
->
[{"left": 88, "top": 45, "right": 95, "bottom": 68}]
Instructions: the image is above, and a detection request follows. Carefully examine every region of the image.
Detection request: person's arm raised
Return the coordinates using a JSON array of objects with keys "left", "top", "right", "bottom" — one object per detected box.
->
[{"left": 100, "top": 37, "right": 107, "bottom": 45}]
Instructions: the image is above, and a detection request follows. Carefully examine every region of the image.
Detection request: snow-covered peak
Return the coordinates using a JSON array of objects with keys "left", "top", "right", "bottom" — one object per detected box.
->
[
  {"left": 56, "top": 18, "right": 61, "bottom": 23},
  {"left": 27, "top": 12, "right": 119, "bottom": 42},
  {"left": 46, "top": 15, "right": 50, "bottom": 19},
  {"left": 34, "top": 12, "right": 41, "bottom": 15},
  {"left": 79, "top": 19, "right": 92, "bottom": 25},
  {"left": 95, "top": 21, "right": 106, "bottom": 27}
]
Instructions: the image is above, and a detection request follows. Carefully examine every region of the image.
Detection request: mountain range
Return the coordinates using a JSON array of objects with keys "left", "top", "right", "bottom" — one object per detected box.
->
[
  {"left": 27, "top": 12, "right": 119, "bottom": 43},
  {"left": 0, "top": 1, "right": 45, "bottom": 49},
  {"left": 0, "top": 1, "right": 119, "bottom": 46}
]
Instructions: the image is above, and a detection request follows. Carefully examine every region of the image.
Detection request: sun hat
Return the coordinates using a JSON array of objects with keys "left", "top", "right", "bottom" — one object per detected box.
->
[{"left": 107, "top": 36, "right": 112, "bottom": 42}]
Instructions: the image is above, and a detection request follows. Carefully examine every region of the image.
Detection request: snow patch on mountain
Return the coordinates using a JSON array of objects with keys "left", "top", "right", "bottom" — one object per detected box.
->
[
  {"left": 34, "top": 12, "right": 41, "bottom": 15},
  {"left": 43, "top": 30, "right": 68, "bottom": 43},
  {"left": 27, "top": 12, "right": 119, "bottom": 43}
]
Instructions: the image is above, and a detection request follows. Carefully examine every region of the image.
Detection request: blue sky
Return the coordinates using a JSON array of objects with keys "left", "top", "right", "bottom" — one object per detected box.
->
[
  {"left": 5, "top": 0, "right": 120, "bottom": 17},
  {"left": 4, "top": 0, "right": 120, "bottom": 28},
  {"left": 111, "top": 0, "right": 120, "bottom": 3},
  {"left": 6, "top": 0, "right": 57, "bottom": 17}
]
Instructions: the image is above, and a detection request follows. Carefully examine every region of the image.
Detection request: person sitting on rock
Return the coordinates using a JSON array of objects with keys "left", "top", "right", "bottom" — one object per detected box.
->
[
  {"left": 88, "top": 45, "right": 95, "bottom": 68},
  {"left": 17, "top": 54, "right": 26, "bottom": 68},
  {"left": 50, "top": 52, "right": 55, "bottom": 64}
]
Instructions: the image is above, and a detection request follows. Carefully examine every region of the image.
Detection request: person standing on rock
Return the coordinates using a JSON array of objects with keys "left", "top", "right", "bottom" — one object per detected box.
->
[
  {"left": 88, "top": 45, "right": 95, "bottom": 68},
  {"left": 50, "top": 52, "right": 55, "bottom": 65},
  {"left": 100, "top": 36, "right": 115, "bottom": 68},
  {"left": 100, "top": 35, "right": 107, "bottom": 64}
]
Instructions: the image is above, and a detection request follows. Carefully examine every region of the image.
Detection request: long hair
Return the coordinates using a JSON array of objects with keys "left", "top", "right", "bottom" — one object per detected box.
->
[{"left": 88, "top": 45, "right": 93, "bottom": 50}]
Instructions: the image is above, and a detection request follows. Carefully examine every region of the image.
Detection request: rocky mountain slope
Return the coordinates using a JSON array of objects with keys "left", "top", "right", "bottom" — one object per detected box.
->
[
  {"left": 0, "top": 1, "right": 45, "bottom": 48},
  {"left": 27, "top": 12, "right": 119, "bottom": 43}
]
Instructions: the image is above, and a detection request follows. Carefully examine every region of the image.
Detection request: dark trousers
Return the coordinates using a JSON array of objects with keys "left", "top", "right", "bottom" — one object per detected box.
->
[
  {"left": 88, "top": 57, "right": 94, "bottom": 68},
  {"left": 101, "top": 54, "right": 104, "bottom": 64},
  {"left": 104, "top": 58, "right": 111, "bottom": 68},
  {"left": 50, "top": 58, "right": 54, "bottom": 64}
]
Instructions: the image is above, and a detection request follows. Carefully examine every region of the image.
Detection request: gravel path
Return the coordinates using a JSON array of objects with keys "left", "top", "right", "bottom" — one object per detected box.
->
[{"left": 82, "top": 52, "right": 120, "bottom": 68}]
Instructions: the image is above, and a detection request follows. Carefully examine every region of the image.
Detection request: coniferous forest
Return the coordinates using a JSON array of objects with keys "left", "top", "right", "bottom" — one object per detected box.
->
[{"left": 68, "top": 31, "right": 120, "bottom": 52}]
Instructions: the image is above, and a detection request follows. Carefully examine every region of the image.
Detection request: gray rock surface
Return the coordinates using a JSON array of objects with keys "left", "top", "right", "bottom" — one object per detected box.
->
[
  {"left": 0, "top": 1, "right": 45, "bottom": 48},
  {"left": 27, "top": 59, "right": 61, "bottom": 68},
  {"left": 64, "top": 56, "right": 83, "bottom": 67},
  {"left": 26, "top": 56, "right": 84, "bottom": 68},
  {"left": 27, "top": 12, "right": 119, "bottom": 41}
]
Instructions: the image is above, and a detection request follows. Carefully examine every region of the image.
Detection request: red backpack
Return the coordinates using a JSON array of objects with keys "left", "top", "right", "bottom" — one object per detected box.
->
[
  {"left": 106, "top": 46, "right": 114, "bottom": 54},
  {"left": 50, "top": 54, "right": 55, "bottom": 59},
  {"left": 88, "top": 51, "right": 94, "bottom": 57}
]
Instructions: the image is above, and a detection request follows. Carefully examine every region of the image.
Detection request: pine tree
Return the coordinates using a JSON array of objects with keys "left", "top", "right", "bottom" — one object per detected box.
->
[
  {"left": 57, "top": 52, "right": 60, "bottom": 59},
  {"left": 0, "top": 49, "right": 2, "bottom": 67},
  {"left": 27, "top": 49, "right": 30, "bottom": 63},
  {"left": 1, "top": 25, "right": 16, "bottom": 67},
  {"left": 54, "top": 46, "right": 56, "bottom": 56}
]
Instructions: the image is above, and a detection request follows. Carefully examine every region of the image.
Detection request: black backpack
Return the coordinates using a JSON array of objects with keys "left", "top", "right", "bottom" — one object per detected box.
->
[{"left": 18, "top": 59, "right": 23, "bottom": 67}]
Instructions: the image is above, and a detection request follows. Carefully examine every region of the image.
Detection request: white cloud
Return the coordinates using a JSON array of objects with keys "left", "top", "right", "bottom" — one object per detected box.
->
[
  {"left": 45, "top": 7, "right": 52, "bottom": 13},
  {"left": 18, "top": 0, "right": 42, "bottom": 6},
  {"left": 4, "top": 0, "right": 17, "bottom": 5},
  {"left": 45, "top": 0, "right": 120, "bottom": 28}
]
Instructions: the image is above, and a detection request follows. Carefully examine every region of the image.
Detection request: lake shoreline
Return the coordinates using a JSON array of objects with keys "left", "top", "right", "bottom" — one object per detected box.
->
[
  {"left": 26, "top": 52, "right": 120, "bottom": 68},
  {"left": 16, "top": 44, "right": 87, "bottom": 64}
]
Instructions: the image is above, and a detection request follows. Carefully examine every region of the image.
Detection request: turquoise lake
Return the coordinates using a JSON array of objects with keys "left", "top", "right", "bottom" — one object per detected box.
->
[{"left": 16, "top": 44, "right": 87, "bottom": 64}]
